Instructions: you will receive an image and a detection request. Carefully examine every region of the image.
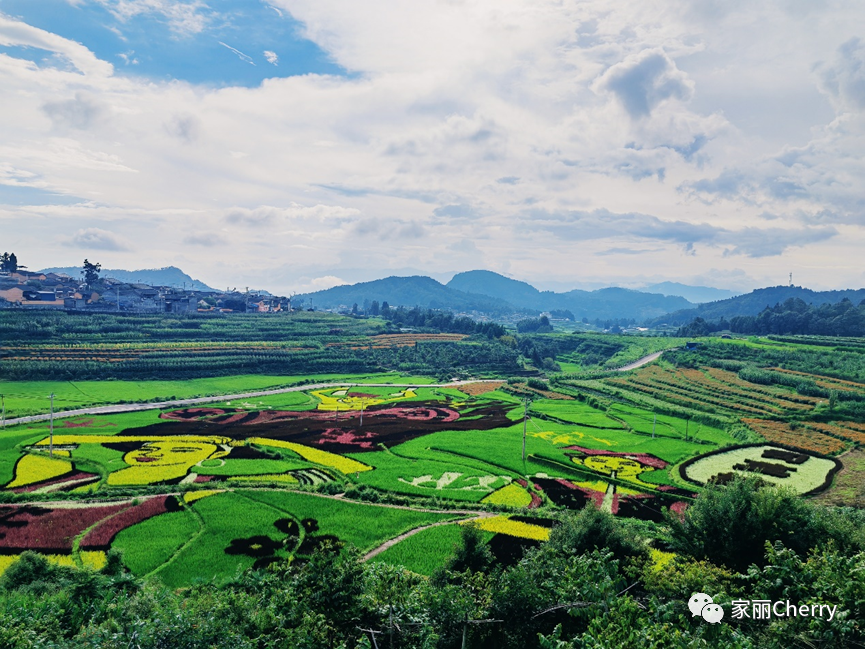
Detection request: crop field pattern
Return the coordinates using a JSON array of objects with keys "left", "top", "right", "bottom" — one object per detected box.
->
[{"left": 1, "top": 332, "right": 863, "bottom": 582}]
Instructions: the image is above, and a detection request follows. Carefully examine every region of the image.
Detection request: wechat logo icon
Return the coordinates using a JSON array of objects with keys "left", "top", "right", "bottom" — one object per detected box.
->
[{"left": 689, "top": 593, "right": 724, "bottom": 624}]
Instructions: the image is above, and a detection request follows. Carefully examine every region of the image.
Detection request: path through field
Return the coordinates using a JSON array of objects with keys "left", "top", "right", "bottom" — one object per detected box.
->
[
  {"left": 2, "top": 381, "right": 478, "bottom": 427},
  {"left": 362, "top": 511, "right": 494, "bottom": 561},
  {"left": 615, "top": 350, "right": 665, "bottom": 372}
]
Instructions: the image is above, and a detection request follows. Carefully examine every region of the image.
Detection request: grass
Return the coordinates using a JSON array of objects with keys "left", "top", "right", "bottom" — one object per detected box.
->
[
  {"left": 152, "top": 491, "right": 292, "bottom": 587},
  {"left": 242, "top": 490, "right": 462, "bottom": 552},
  {"left": 345, "top": 450, "right": 506, "bottom": 502},
  {"left": 124, "top": 490, "right": 462, "bottom": 586},
  {"left": 814, "top": 448, "right": 865, "bottom": 507},
  {"left": 112, "top": 507, "right": 200, "bottom": 576},
  {"left": 370, "top": 524, "right": 493, "bottom": 575},
  {"left": 0, "top": 430, "right": 50, "bottom": 485},
  {"left": 531, "top": 400, "right": 626, "bottom": 428},
  {"left": 196, "top": 458, "right": 311, "bottom": 476}
]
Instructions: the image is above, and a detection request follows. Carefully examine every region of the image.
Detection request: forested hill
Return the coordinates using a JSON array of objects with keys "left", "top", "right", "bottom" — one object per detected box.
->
[
  {"left": 295, "top": 276, "right": 522, "bottom": 315},
  {"left": 655, "top": 285, "right": 865, "bottom": 326}
]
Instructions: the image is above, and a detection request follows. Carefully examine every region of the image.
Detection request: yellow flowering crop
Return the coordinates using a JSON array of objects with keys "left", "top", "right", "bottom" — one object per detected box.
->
[
  {"left": 578, "top": 456, "right": 651, "bottom": 488},
  {"left": 7, "top": 453, "right": 73, "bottom": 489},
  {"left": 80, "top": 551, "right": 108, "bottom": 571},
  {"left": 481, "top": 483, "right": 533, "bottom": 507},
  {"left": 468, "top": 516, "right": 550, "bottom": 541},
  {"left": 0, "top": 552, "right": 107, "bottom": 576},
  {"left": 183, "top": 489, "right": 224, "bottom": 503},
  {"left": 107, "top": 438, "right": 229, "bottom": 486},
  {"left": 249, "top": 437, "right": 372, "bottom": 474},
  {"left": 312, "top": 388, "right": 416, "bottom": 412}
]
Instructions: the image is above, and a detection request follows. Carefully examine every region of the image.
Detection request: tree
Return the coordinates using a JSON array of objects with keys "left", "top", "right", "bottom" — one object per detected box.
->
[
  {"left": 369, "top": 300, "right": 380, "bottom": 316},
  {"left": 668, "top": 476, "right": 834, "bottom": 572},
  {"left": 0, "top": 252, "right": 18, "bottom": 273},
  {"left": 82, "top": 259, "right": 101, "bottom": 286}
]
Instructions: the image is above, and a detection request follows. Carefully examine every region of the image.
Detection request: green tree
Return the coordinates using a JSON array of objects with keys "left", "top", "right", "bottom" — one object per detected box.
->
[
  {"left": 82, "top": 259, "right": 101, "bottom": 285},
  {"left": 668, "top": 477, "right": 834, "bottom": 572},
  {"left": 0, "top": 252, "right": 18, "bottom": 272},
  {"left": 546, "top": 507, "right": 646, "bottom": 562}
]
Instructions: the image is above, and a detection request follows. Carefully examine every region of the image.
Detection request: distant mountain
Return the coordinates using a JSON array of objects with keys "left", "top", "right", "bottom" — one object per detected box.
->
[
  {"left": 40, "top": 266, "right": 216, "bottom": 292},
  {"left": 447, "top": 270, "right": 693, "bottom": 320},
  {"left": 296, "top": 276, "right": 523, "bottom": 314},
  {"left": 654, "top": 285, "right": 865, "bottom": 325},
  {"left": 447, "top": 270, "right": 548, "bottom": 309},
  {"left": 642, "top": 282, "right": 740, "bottom": 304}
]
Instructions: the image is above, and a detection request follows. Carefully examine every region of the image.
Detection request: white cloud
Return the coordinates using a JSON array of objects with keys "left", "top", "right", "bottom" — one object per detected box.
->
[
  {"left": 264, "top": 50, "right": 278, "bottom": 66},
  {"left": 596, "top": 49, "right": 694, "bottom": 119},
  {"left": 1, "top": 1, "right": 864, "bottom": 293},
  {"left": 0, "top": 13, "right": 112, "bottom": 76},
  {"left": 66, "top": 227, "right": 133, "bottom": 251},
  {"left": 817, "top": 37, "right": 865, "bottom": 113},
  {"left": 88, "top": 0, "right": 212, "bottom": 36}
]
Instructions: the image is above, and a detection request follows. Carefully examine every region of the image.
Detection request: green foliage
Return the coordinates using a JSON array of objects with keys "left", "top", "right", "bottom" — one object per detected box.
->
[
  {"left": 667, "top": 477, "right": 847, "bottom": 572},
  {"left": 438, "top": 523, "right": 494, "bottom": 576},
  {"left": 546, "top": 507, "right": 647, "bottom": 562}
]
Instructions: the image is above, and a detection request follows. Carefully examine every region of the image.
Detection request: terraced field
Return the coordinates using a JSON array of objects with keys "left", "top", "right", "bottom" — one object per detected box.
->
[{"left": 2, "top": 334, "right": 864, "bottom": 583}]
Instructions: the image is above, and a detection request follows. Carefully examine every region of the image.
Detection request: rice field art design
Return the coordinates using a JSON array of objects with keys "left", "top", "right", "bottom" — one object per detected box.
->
[
  {"left": 680, "top": 444, "right": 842, "bottom": 495},
  {"left": 531, "top": 446, "right": 694, "bottom": 520},
  {"left": 154, "top": 401, "right": 512, "bottom": 453}
]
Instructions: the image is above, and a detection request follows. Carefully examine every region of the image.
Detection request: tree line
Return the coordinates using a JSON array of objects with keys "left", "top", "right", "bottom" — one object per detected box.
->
[
  {"left": 378, "top": 305, "right": 507, "bottom": 338},
  {"left": 677, "top": 298, "right": 865, "bottom": 337}
]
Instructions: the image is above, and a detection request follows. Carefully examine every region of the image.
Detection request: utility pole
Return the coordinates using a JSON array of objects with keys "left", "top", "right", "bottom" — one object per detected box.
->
[
  {"left": 1, "top": 394, "right": 5, "bottom": 428},
  {"left": 359, "top": 400, "right": 365, "bottom": 427},
  {"left": 49, "top": 393, "right": 55, "bottom": 457},
  {"left": 522, "top": 397, "right": 528, "bottom": 462},
  {"left": 685, "top": 418, "right": 689, "bottom": 442}
]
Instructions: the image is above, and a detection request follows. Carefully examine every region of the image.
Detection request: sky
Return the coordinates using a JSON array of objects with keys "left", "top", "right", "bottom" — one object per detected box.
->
[{"left": 1, "top": 0, "right": 864, "bottom": 295}]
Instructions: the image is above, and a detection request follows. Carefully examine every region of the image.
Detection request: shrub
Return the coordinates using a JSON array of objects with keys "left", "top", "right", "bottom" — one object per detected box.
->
[
  {"left": 545, "top": 507, "right": 646, "bottom": 561},
  {"left": 667, "top": 476, "right": 844, "bottom": 572}
]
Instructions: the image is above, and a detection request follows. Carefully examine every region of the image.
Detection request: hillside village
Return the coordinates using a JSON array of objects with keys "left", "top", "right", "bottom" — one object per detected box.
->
[{"left": 0, "top": 259, "right": 289, "bottom": 314}]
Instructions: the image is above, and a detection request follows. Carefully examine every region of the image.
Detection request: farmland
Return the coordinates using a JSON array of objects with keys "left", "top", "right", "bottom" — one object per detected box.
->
[{"left": 1, "top": 310, "right": 864, "bottom": 643}]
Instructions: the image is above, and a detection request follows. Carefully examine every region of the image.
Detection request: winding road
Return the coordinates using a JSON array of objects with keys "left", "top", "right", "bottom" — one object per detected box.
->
[{"left": 614, "top": 350, "right": 666, "bottom": 372}]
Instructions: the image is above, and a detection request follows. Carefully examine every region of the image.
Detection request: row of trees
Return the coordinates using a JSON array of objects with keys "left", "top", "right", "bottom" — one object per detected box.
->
[
  {"left": 378, "top": 305, "right": 507, "bottom": 338},
  {"left": 2, "top": 478, "right": 863, "bottom": 648},
  {"left": 678, "top": 298, "right": 865, "bottom": 337}
]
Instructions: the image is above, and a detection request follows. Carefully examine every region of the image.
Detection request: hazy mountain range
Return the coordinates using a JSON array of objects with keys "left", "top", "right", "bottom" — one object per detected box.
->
[
  {"left": 39, "top": 266, "right": 216, "bottom": 292},
  {"left": 296, "top": 271, "right": 697, "bottom": 321},
  {"left": 37, "top": 265, "right": 862, "bottom": 325}
]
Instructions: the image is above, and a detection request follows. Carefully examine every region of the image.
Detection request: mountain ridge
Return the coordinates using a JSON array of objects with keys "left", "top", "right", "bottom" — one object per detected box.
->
[{"left": 653, "top": 285, "right": 865, "bottom": 325}]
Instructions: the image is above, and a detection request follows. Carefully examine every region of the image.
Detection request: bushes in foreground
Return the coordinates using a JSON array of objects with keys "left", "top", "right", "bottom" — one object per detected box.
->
[{"left": 1, "top": 480, "right": 864, "bottom": 648}]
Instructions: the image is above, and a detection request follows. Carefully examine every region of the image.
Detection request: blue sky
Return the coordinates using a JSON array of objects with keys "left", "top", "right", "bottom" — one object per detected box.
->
[
  {"left": 0, "top": 1, "right": 863, "bottom": 294},
  {"left": 0, "top": 0, "right": 345, "bottom": 85}
]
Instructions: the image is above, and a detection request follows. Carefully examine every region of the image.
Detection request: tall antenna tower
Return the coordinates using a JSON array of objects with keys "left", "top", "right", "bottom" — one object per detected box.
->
[{"left": 789, "top": 272, "right": 793, "bottom": 287}]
